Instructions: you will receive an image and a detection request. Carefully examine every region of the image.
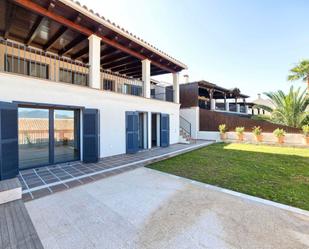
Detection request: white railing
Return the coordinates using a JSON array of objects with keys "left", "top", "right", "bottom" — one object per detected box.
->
[
  {"left": 1, "top": 38, "right": 176, "bottom": 102},
  {"left": 0, "top": 38, "right": 89, "bottom": 85},
  {"left": 100, "top": 69, "right": 144, "bottom": 97}
]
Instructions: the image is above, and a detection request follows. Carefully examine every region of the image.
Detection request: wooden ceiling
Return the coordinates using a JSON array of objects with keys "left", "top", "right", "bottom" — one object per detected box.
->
[{"left": 0, "top": 0, "right": 186, "bottom": 79}]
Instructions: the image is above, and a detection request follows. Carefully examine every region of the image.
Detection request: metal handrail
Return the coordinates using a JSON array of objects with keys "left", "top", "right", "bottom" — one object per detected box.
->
[{"left": 180, "top": 115, "right": 191, "bottom": 138}]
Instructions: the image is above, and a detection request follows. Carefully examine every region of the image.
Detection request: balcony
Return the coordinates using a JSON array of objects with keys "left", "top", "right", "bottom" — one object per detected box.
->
[{"left": 0, "top": 39, "right": 175, "bottom": 101}]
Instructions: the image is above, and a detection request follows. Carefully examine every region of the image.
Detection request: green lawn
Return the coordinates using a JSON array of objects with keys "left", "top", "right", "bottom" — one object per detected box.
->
[{"left": 147, "top": 143, "right": 309, "bottom": 210}]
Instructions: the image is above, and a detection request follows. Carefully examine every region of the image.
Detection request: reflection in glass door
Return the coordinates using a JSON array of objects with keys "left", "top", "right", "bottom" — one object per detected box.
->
[
  {"left": 18, "top": 108, "right": 49, "bottom": 169},
  {"left": 54, "top": 110, "right": 79, "bottom": 163},
  {"left": 18, "top": 106, "right": 80, "bottom": 169}
]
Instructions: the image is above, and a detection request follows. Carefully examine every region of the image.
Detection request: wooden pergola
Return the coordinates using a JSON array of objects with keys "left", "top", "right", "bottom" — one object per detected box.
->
[
  {"left": 0, "top": 0, "right": 187, "bottom": 79},
  {"left": 180, "top": 81, "right": 250, "bottom": 109}
]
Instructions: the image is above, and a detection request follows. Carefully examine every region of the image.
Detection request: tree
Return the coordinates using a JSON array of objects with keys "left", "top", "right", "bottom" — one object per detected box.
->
[
  {"left": 255, "top": 86, "right": 308, "bottom": 128},
  {"left": 288, "top": 60, "right": 309, "bottom": 92}
]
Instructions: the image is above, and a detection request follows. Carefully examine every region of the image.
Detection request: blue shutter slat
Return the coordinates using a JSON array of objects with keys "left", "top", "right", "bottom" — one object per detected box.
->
[
  {"left": 83, "top": 109, "right": 99, "bottom": 163},
  {"left": 160, "top": 114, "right": 170, "bottom": 147},
  {"left": 0, "top": 102, "right": 19, "bottom": 180},
  {"left": 126, "top": 111, "right": 139, "bottom": 154}
]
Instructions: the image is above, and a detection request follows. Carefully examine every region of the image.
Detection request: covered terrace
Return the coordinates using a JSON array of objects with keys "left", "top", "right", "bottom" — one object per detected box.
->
[{"left": 0, "top": 0, "right": 187, "bottom": 102}]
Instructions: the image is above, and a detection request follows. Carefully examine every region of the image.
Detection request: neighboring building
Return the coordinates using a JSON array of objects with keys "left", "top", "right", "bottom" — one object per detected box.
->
[
  {"left": 0, "top": 0, "right": 187, "bottom": 180},
  {"left": 247, "top": 94, "right": 274, "bottom": 115},
  {"left": 180, "top": 81, "right": 250, "bottom": 115},
  {"left": 179, "top": 80, "right": 251, "bottom": 140}
]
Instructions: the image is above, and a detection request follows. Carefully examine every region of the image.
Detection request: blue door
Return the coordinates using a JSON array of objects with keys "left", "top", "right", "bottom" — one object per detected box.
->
[
  {"left": 126, "top": 111, "right": 139, "bottom": 154},
  {"left": 160, "top": 113, "right": 170, "bottom": 147},
  {"left": 83, "top": 109, "right": 99, "bottom": 163},
  {"left": 0, "top": 102, "right": 19, "bottom": 180}
]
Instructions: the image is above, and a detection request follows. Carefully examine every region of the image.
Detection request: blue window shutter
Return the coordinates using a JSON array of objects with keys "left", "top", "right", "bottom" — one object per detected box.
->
[
  {"left": 126, "top": 111, "right": 139, "bottom": 154},
  {"left": 0, "top": 102, "right": 18, "bottom": 180},
  {"left": 83, "top": 109, "right": 99, "bottom": 163},
  {"left": 160, "top": 113, "right": 170, "bottom": 147}
]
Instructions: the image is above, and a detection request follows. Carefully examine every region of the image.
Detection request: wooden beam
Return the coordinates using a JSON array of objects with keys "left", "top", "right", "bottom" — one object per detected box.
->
[
  {"left": 26, "top": 1, "right": 56, "bottom": 46},
  {"left": 100, "top": 49, "right": 122, "bottom": 61},
  {"left": 58, "top": 35, "right": 86, "bottom": 56},
  {"left": 25, "top": 16, "right": 45, "bottom": 45},
  {"left": 110, "top": 61, "right": 140, "bottom": 71},
  {"left": 43, "top": 26, "right": 67, "bottom": 50},
  {"left": 44, "top": 14, "right": 82, "bottom": 51},
  {"left": 102, "top": 56, "right": 135, "bottom": 68},
  {"left": 100, "top": 51, "right": 126, "bottom": 64},
  {"left": 4, "top": 2, "right": 16, "bottom": 39},
  {"left": 125, "top": 69, "right": 142, "bottom": 76},
  {"left": 12, "top": 0, "right": 176, "bottom": 73},
  {"left": 71, "top": 46, "right": 88, "bottom": 60},
  {"left": 118, "top": 65, "right": 141, "bottom": 74}
]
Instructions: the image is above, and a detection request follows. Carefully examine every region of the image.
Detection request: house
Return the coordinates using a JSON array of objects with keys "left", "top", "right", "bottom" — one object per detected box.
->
[
  {"left": 0, "top": 0, "right": 187, "bottom": 180},
  {"left": 179, "top": 80, "right": 251, "bottom": 139},
  {"left": 180, "top": 81, "right": 250, "bottom": 114},
  {"left": 247, "top": 94, "right": 274, "bottom": 115}
]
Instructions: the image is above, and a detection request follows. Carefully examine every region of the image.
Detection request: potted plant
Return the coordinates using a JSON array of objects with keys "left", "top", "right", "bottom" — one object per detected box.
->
[
  {"left": 302, "top": 124, "right": 309, "bottom": 145},
  {"left": 273, "top": 128, "right": 286, "bottom": 144},
  {"left": 235, "top": 127, "right": 245, "bottom": 141},
  {"left": 218, "top": 124, "right": 227, "bottom": 140},
  {"left": 63, "top": 137, "right": 69, "bottom": 146},
  {"left": 252, "top": 126, "right": 263, "bottom": 142}
]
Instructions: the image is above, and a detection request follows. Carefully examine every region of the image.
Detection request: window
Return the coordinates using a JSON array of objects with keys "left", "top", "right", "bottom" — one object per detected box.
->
[
  {"left": 122, "top": 84, "right": 142, "bottom": 96},
  {"left": 4, "top": 55, "right": 49, "bottom": 79},
  {"left": 59, "top": 68, "right": 88, "bottom": 86},
  {"left": 102, "top": 79, "right": 115, "bottom": 91},
  {"left": 131, "top": 85, "right": 142, "bottom": 96}
]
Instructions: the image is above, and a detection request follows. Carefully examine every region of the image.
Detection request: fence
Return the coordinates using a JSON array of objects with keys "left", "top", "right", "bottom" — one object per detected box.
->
[
  {"left": 100, "top": 69, "right": 144, "bottom": 97},
  {"left": 0, "top": 38, "right": 89, "bottom": 85},
  {"left": 199, "top": 109, "right": 301, "bottom": 133},
  {"left": 151, "top": 85, "right": 174, "bottom": 102}
]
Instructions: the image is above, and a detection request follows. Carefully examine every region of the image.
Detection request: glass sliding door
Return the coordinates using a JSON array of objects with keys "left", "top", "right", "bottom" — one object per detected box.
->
[
  {"left": 18, "top": 106, "right": 80, "bottom": 169},
  {"left": 18, "top": 108, "right": 50, "bottom": 169},
  {"left": 54, "top": 109, "right": 80, "bottom": 163}
]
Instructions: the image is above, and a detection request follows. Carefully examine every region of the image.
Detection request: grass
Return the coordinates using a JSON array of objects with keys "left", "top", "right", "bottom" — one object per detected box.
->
[{"left": 147, "top": 143, "right": 309, "bottom": 210}]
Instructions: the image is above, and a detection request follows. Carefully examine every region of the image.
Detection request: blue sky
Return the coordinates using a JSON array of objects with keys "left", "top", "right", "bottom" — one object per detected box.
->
[{"left": 81, "top": 0, "right": 308, "bottom": 100}]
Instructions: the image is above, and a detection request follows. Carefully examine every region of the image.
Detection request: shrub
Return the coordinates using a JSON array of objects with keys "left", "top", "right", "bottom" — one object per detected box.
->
[
  {"left": 218, "top": 124, "right": 227, "bottom": 134},
  {"left": 273, "top": 128, "right": 286, "bottom": 138},
  {"left": 235, "top": 127, "right": 245, "bottom": 135},
  {"left": 302, "top": 125, "right": 309, "bottom": 137},
  {"left": 252, "top": 126, "right": 262, "bottom": 136}
]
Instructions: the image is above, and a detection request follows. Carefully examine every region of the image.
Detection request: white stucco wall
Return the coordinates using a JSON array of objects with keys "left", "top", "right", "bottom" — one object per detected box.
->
[
  {"left": 0, "top": 73, "right": 180, "bottom": 158},
  {"left": 180, "top": 107, "right": 199, "bottom": 139},
  {"left": 197, "top": 131, "right": 307, "bottom": 146}
]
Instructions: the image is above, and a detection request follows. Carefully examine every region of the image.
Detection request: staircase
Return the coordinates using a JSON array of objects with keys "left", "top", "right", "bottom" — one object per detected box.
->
[{"left": 179, "top": 116, "right": 194, "bottom": 144}]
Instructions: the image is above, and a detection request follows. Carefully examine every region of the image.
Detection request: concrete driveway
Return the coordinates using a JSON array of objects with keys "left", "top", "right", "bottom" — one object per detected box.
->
[{"left": 26, "top": 167, "right": 309, "bottom": 249}]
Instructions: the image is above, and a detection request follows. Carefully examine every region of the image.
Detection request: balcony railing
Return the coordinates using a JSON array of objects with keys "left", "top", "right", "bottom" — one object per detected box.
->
[
  {"left": 100, "top": 70, "right": 144, "bottom": 97},
  {"left": 151, "top": 84, "right": 174, "bottom": 102},
  {"left": 0, "top": 38, "right": 90, "bottom": 85},
  {"left": 0, "top": 38, "right": 177, "bottom": 102}
]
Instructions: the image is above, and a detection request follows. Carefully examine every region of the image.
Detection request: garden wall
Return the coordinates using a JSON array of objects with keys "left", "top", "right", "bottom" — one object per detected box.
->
[
  {"left": 199, "top": 109, "right": 301, "bottom": 133},
  {"left": 197, "top": 131, "right": 307, "bottom": 146}
]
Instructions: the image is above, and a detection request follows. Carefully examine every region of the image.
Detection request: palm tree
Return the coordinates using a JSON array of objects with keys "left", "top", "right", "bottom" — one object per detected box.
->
[
  {"left": 288, "top": 60, "right": 309, "bottom": 92},
  {"left": 255, "top": 86, "right": 308, "bottom": 128}
]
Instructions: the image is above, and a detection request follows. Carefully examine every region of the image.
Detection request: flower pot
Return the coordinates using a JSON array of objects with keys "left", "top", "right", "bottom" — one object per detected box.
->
[
  {"left": 303, "top": 136, "right": 309, "bottom": 145},
  {"left": 237, "top": 134, "right": 244, "bottom": 141},
  {"left": 220, "top": 133, "right": 227, "bottom": 140},
  {"left": 277, "top": 136, "right": 285, "bottom": 144},
  {"left": 255, "top": 134, "right": 263, "bottom": 142}
]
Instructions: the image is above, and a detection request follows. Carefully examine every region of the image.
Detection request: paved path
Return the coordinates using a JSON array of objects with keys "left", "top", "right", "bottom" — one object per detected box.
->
[
  {"left": 19, "top": 140, "right": 212, "bottom": 201},
  {"left": 26, "top": 168, "right": 309, "bottom": 249}
]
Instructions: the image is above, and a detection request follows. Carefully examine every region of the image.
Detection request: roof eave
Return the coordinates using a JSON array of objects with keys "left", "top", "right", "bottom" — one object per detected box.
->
[{"left": 58, "top": 0, "right": 188, "bottom": 70}]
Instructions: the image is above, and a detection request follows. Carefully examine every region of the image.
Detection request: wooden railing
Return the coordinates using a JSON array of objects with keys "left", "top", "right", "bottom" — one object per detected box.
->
[{"left": 199, "top": 109, "right": 301, "bottom": 133}]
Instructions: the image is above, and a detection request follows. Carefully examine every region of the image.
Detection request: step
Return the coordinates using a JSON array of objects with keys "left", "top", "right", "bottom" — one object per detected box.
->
[{"left": 0, "top": 178, "right": 22, "bottom": 205}]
